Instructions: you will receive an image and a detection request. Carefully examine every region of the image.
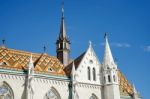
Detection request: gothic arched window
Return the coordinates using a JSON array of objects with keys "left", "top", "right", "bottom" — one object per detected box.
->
[
  {"left": 113, "top": 75, "right": 116, "bottom": 82},
  {"left": 104, "top": 76, "right": 106, "bottom": 83},
  {"left": 93, "top": 68, "right": 96, "bottom": 81},
  {"left": 87, "top": 67, "right": 91, "bottom": 80},
  {"left": 44, "top": 87, "right": 61, "bottom": 99},
  {"left": 90, "top": 93, "right": 98, "bottom": 99},
  {"left": 108, "top": 75, "right": 111, "bottom": 82},
  {"left": 0, "top": 81, "right": 14, "bottom": 99}
]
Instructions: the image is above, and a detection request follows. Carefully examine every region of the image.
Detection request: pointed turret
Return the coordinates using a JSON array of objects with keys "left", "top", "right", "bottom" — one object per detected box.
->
[
  {"left": 132, "top": 84, "right": 139, "bottom": 99},
  {"left": 133, "top": 84, "right": 137, "bottom": 93},
  {"left": 102, "top": 33, "right": 120, "bottom": 99},
  {"left": 59, "top": 6, "right": 67, "bottom": 40},
  {"left": 103, "top": 33, "right": 117, "bottom": 69},
  {"left": 56, "top": 3, "right": 70, "bottom": 67}
]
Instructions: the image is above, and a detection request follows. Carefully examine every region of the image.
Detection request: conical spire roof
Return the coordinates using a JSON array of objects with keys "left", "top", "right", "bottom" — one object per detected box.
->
[
  {"left": 58, "top": 4, "right": 68, "bottom": 41},
  {"left": 103, "top": 34, "right": 116, "bottom": 69},
  {"left": 132, "top": 84, "right": 137, "bottom": 93}
]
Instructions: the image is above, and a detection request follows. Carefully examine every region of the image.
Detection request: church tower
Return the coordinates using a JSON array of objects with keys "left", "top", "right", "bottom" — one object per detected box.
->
[
  {"left": 102, "top": 34, "right": 120, "bottom": 99},
  {"left": 56, "top": 4, "right": 70, "bottom": 66}
]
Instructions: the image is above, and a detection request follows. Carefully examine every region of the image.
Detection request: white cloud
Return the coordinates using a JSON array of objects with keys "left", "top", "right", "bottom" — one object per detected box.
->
[
  {"left": 111, "top": 43, "right": 131, "bottom": 48},
  {"left": 144, "top": 46, "right": 150, "bottom": 52},
  {"left": 100, "top": 42, "right": 131, "bottom": 48},
  {"left": 100, "top": 43, "right": 104, "bottom": 46}
]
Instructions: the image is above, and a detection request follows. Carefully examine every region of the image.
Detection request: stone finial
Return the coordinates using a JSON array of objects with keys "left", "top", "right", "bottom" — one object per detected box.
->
[{"left": 89, "top": 40, "right": 92, "bottom": 48}]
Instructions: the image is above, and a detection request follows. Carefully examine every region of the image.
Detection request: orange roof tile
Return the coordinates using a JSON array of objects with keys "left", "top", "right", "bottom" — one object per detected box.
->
[{"left": 0, "top": 47, "right": 65, "bottom": 76}]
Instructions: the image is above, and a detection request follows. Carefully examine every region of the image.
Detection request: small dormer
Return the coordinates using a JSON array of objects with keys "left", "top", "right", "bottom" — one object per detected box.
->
[{"left": 0, "top": 61, "right": 9, "bottom": 66}]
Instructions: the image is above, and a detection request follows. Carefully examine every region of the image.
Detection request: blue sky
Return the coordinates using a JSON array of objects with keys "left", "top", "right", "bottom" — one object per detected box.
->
[{"left": 0, "top": 0, "right": 150, "bottom": 98}]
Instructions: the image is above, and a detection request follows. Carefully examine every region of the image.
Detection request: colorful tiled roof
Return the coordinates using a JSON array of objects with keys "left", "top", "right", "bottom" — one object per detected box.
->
[
  {"left": 0, "top": 47, "right": 65, "bottom": 76},
  {"left": 118, "top": 70, "right": 134, "bottom": 96}
]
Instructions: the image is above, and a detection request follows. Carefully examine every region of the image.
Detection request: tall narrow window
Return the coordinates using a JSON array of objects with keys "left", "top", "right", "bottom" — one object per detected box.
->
[
  {"left": 87, "top": 67, "right": 91, "bottom": 80},
  {"left": 60, "top": 43, "right": 63, "bottom": 49},
  {"left": 113, "top": 75, "right": 116, "bottom": 82},
  {"left": 93, "top": 68, "right": 96, "bottom": 81},
  {"left": 108, "top": 75, "right": 111, "bottom": 82},
  {"left": 104, "top": 76, "right": 106, "bottom": 83}
]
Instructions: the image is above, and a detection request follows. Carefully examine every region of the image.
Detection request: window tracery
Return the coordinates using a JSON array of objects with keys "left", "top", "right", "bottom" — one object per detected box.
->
[
  {"left": 0, "top": 81, "right": 14, "bottom": 99},
  {"left": 108, "top": 75, "right": 111, "bottom": 82},
  {"left": 93, "top": 68, "right": 96, "bottom": 81},
  {"left": 44, "top": 87, "right": 61, "bottom": 99},
  {"left": 89, "top": 93, "right": 98, "bottom": 99},
  {"left": 87, "top": 67, "right": 91, "bottom": 80}
]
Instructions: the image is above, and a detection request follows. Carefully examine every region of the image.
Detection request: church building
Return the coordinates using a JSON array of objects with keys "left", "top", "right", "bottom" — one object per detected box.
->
[{"left": 0, "top": 5, "right": 141, "bottom": 99}]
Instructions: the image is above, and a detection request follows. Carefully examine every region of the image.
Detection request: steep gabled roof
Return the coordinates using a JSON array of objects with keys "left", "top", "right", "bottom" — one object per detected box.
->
[{"left": 64, "top": 52, "right": 85, "bottom": 76}]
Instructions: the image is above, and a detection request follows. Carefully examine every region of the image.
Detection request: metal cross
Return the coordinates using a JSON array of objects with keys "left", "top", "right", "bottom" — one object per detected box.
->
[
  {"left": 43, "top": 46, "right": 46, "bottom": 53},
  {"left": 2, "top": 39, "right": 5, "bottom": 45}
]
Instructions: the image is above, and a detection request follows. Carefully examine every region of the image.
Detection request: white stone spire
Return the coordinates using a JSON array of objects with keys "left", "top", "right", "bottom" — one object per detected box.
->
[
  {"left": 133, "top": 84, "right": 137, "bottom": 93},
  {"left": 103, "top": 33, "right": 116, "bottom": 69},
  {"left": 132, "top": 84, "right": 139, "bottom": 99},
  {"left": 26, "top": 54, "right": 34, "bottom": 99},
  {"left": 102, "top": 34, "right": 120, "bottom": 99}
]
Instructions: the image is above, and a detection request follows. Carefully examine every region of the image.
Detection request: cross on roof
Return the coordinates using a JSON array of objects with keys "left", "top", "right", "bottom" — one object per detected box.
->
[
  {"left": 2, "top": 39, "right": 5, "bottom": 46},
  {"left": 43, "top": 45, "right": 46, "bottom": 53}
]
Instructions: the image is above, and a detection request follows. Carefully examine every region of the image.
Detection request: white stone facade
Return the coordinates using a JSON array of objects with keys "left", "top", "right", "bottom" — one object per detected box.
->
[{"left": 0, "top": 70, "right": 101, "bottom": 99}]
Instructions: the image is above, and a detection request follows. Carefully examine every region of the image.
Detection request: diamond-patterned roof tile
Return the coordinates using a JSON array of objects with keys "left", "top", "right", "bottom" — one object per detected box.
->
[{"left": 0, "top": 47, "right": 65, "bottom": 76}]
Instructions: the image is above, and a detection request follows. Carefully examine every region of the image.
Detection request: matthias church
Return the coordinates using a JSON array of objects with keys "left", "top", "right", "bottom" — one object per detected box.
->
[{"left": 0, "top": 5, "right": 141, "bottom": 99}]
